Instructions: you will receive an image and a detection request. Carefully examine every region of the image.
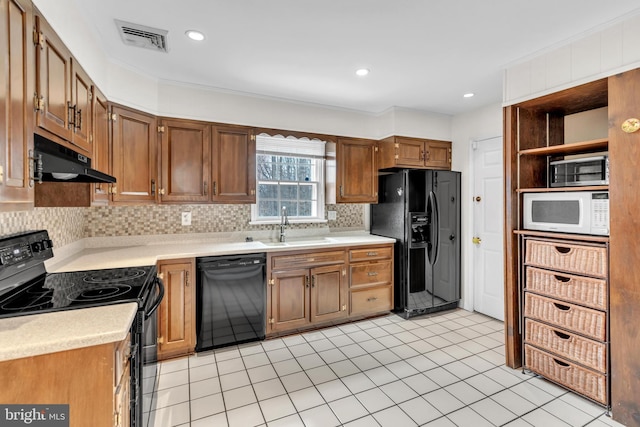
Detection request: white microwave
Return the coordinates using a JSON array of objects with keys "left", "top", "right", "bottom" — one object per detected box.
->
[{"left": 523, "top": 191, "right": 609, "bottom": 236}]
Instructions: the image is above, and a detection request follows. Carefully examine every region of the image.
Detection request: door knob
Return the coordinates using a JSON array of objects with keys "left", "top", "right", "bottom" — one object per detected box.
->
[
  {"left": 475, "top": 196, "right": 481, "bottom": 202},
  {"left": 472, "top": 236, "right": 482, "bottom": 244}
]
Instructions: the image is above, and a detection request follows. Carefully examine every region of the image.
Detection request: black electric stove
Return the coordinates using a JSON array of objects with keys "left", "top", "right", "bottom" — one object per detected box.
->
[
  {"left": 0, "top": 230, "right": 156, "bottom": 318},
  {"left": 0, "top": 230, "right": 163, "bottom": 427}
]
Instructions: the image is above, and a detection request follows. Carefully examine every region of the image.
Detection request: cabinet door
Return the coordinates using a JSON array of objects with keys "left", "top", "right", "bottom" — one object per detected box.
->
[
  {"left": 91, "top": 87, "right": 109, "bottom": 205},
  {"left": 270, "top": 269, "right": 310, "bottom": 332},
  {"left": 159, "top": 119, "right": 210, "bottom": 203},
  {"left": 211, "top": 125, "right": 256, "bottom": 203},
  {"left": 0, "top": 0, "right": 34, "bottom": 210},
  {"left": 34, "top": 15, "right": 73, "bottom": 144},
  {"left": 69, "top": 59, "right": 92, "bottom": 153},
  {"left": 424, "top": 140, "right": 451, "bottom": 170},
  {"left": 310, "top": 264, "right": 347, "bottom": 323},
  {"left": 157, "top": 259, "right": 195, "bottom": 360},
  {"left": 336, "top": 137, "right": 378, "bottom": 203},
  {"left": 111, "top": 105, "right": 157, "bottom": 203},
  {"left": 395, "top": 137, "right": 426, "bottom": 167}
]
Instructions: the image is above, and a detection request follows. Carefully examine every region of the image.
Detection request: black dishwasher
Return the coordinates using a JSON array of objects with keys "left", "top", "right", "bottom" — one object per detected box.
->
[{"left": 196, "top": 253, "right": 266, "bottom": 351}]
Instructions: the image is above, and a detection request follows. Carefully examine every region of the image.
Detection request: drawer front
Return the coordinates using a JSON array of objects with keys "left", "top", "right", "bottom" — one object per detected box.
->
[
  {"left": 350, "top": 285, "right": 393, "bottom": 315},
  {"left": 350, "top": 261, "right": 392, "bottom": 288},
  {"left": 349, "top": 246, "right": 392, "bottom": 262},
  {"left": 271, "top": 250, "right": 345, "bottom": 270},
  {"left": 525, "top": 319, "right": 607, "bottom": 373},
  {"left": 525, "top": 239, "right": 608, "bottom": 278},
  {"left": 525, "top": 344, "right": 607, "bottom": 405},
  {"left": 524, "top": 293, "right": 606, "bottom": 341},
  {"left": 525, "top": 267, "right": 607, "bottom": 310}
]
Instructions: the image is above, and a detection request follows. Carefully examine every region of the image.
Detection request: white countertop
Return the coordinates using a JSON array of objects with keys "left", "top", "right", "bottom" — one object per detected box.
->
[
  {"left": 46, "top": 231, "right": 396, "bottom": 272},
  {"left": 0, "top": 303, "right": 138, "bottom": 362},
  {"left": 0, "top": 231, "right": 394, "bottom": 361}
]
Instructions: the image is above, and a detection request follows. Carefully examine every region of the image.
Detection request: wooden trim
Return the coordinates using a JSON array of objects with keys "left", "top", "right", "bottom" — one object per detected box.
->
[
  {"left": 254, "top": 127, "right": 338, "bottom": 143},
  {"left": 517, "top": 185, "right": 608, "bottom": 193},
  {"left": 514, "top": 230, "right": 609, "bottom": 243},
  {"left": 519, "top": 138, "right": 608, "bottom": 156}
]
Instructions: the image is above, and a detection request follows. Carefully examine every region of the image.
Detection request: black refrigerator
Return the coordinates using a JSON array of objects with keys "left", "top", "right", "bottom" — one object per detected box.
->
[{"left": 371, "top": 169, "right": 461, "bottom": 318}]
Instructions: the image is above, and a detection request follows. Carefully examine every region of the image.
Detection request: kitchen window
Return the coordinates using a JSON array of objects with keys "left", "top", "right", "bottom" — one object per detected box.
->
[{"left": 251, "top": 135, "right": 326, "bottom": 223}]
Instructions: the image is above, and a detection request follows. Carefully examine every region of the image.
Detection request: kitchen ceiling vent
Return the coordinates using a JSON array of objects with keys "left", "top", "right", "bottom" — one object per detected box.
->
[{"left": 115, "top": 19, "right": 169, "bottom": 53}]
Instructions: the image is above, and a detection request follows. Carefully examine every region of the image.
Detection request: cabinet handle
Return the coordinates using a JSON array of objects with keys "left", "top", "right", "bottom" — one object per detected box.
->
[
  {"left": 425, "top": 150, "right": 430, "bottom": 161},
  {"left": 213, "top": 181, "right": 217, "bottom": 195},
  {"left": 339, "top": 185, "right": 344, "bottom": 197},
  {"left": 366, "top": 252, "right": 378, "bottom": 257},
  {"left": 204, "top": 181, "right": 208, "bottom": 194},
  {"left": 311, "top": 275, "right": 316, "bottom": 288},
  {"left": 552, "top": 358, "right": 570, "bottom": 368},
  {"left": 151, "top": 179, "right": 156, "bottom": 195},
  {"left": 554, "top": 246, "right": 571, "bottom": 254},
  {"left": 67, "top": 102, "right": 76, "bottom": 128},
  {"left": 553, "top": 275, "right": 571, "bottom": 283},
  {"left": 305, "top": 276, "right": 310, "bottom": 288},
  {"left": 420, "top": 150, "right": 426, "bottom": 161},
  {"left": 76, "top": 108, "right": 82, "bottom": 131},
  {"left": 185, "top": 271, "right": 189, "bottom": 287},
  {"left": 367, "top": 297, "right": 378, "bottom": 302},
  {"left": 553, "top": 330, "right": 571, "bottom": 340},
  {"left": 553, "top": 302, "right": 571, "bottom": 311},
  {"left": 367, "top": 271, "right": 378, "bottom": 276}
]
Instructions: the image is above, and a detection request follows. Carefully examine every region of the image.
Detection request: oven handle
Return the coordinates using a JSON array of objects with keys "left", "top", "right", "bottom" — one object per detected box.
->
[{"left": 144, "top": 277, "right": 165, "bottom": 320}]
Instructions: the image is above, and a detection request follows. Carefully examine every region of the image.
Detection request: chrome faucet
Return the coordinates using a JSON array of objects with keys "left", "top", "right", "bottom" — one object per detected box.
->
[{"left": 279, "top": 206, "right": 290, "bottom": 242}]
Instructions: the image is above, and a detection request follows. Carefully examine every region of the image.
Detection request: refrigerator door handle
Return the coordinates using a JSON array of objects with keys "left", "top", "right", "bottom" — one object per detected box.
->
[{"left": 429, "top": 190, "right": 440, "bottom": 265}]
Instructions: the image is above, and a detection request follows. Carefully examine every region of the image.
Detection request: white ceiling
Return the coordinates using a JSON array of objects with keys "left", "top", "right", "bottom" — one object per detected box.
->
[{"left": 64, "top": 0, "right": 640, "bottom": 115}]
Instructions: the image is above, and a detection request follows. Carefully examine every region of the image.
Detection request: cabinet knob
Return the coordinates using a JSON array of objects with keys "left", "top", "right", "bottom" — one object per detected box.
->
[
  {"left": 475, "top": 196, "right": 481, "bottom": 202},
  {"left": 622, "top": 118, "right": 640, "bottom": 133}
]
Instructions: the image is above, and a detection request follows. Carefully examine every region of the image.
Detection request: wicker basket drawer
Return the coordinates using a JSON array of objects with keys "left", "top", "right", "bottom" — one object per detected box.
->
[
  {"left": 524, "top": 293, "right": 606, "bottom": 341},
  {"left": 525, "top": 345, "right": 607, "bottom": 405},
  {"left": 525, "top": 267, "right": 607, "bottom": 310},
  {"left": 525, "top": 239, "right": 608, "bottom": 278},
  {"left": 525, "top": 319, "right": 607, "bottom": 373}
]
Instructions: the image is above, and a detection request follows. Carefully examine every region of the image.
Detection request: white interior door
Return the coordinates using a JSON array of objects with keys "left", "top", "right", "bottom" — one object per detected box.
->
[{"left": 472, "top": 136, "right": 504, "bottom": 320}]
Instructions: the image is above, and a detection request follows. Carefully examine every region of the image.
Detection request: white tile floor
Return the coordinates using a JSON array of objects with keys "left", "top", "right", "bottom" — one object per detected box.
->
[{"left": 142, "top": 309, "right": 624, "bottom": 427}]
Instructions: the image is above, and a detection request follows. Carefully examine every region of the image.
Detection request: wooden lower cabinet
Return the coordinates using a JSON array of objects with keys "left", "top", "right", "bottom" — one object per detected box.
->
[
  {"left": 157, "top": 258, "right": 196, "bottom": 360},
  {"left": 267, "top": 244, "right": 394, "bottom": 336},
  {"left": 0, "top": 335, "right": 131, "bottom": 427},
  {"left": 268, "top": 250, "right": 347, "bottom": 333}
]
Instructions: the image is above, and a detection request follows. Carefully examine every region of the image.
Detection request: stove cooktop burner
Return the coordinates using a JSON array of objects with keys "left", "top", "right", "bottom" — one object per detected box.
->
[
  {"left": 71, "top": 285, "right": 133, "bottom": 301},
  {"left": 83, "top": 269, "right": 146, "bottom": 284}
]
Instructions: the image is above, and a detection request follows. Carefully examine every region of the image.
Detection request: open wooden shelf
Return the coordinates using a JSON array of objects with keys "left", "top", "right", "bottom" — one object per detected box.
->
[
  {"left": 514, "top": 229, "right": 609, "bottom": 243},
  {"left": 518, "top": 138, "right": 608, "bottom": 157},
  {"left": 517, "top": 185, "right": 608, "bottom": 193}
]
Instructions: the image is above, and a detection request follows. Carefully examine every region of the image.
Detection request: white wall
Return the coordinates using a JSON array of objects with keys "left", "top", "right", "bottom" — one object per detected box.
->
[
  {"left": 504, "top": 12, "right": 640, "bottom": 105},
  {"left": 450, "top": 103, "right": 503, "bottom": 311}
]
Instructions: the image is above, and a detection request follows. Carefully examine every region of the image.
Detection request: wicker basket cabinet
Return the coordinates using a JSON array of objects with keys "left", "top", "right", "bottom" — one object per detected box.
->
[{"left": 522, "top": 237, "right": 609, "bottom": 405}]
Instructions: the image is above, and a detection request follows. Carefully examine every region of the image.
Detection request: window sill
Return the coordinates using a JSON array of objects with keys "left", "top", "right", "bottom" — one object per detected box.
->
[{"left": 249, "top": 218, "right": 329, "bottom": 226}]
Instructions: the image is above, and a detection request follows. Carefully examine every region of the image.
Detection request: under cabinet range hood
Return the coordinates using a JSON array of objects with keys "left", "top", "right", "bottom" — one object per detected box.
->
[{"left": 33, "top": 135, "right": 116, "bottom": 184}]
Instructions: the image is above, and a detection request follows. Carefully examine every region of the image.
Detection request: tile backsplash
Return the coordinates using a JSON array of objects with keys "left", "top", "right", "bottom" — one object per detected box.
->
[{"left": 1, "top": 203, "right": 365, "bottom": 246}]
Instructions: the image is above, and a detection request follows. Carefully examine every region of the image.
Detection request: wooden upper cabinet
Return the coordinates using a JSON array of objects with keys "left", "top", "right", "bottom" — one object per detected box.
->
[
  {"left": 0, "top": 0, "right": 35, "bottom": 210},
  {"left": 211, "top": 125, "right": 256, "bottom": 203},
  {"left": 110, "top": 105, "right": 158, "bottom": 204},
  {"left": 69, "top": 59, "right": 92, "bottom": 152},
  {"left": 378, "top": 136, "right": 451, "bottom": 170},
  {"left": 34, "top": 15, "right": 73, "bottom": 144},
  {"left": 91, "top": 87, "right": 109, "bottom": 206},
  {"left": 34, "top": 14, "right": 93, "bottom": 155},
  {"left": 336, "top": 137, "right": 378, "bottom": 203},
  {"left": 159, "top": 119, "right": 211, "bottom": 203}
]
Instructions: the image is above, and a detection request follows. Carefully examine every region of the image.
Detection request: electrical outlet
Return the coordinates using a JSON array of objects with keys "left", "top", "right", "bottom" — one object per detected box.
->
[
  {"left": 181, "top": 212, "right": 192, "bottom": 226},
  {"left": 328, "top": 211, "right": 337, "bottom": 220}
]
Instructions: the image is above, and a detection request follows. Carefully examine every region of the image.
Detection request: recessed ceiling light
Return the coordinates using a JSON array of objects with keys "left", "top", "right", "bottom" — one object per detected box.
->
[
  {"left": 356, "top": 68, "right": 370, "bottom": 77},
  {"left": 463, "top": 93, "right": 475, "bottom": 98},
  {"left": 185, "top": 30, "right": 205, "bottom": 41}
]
